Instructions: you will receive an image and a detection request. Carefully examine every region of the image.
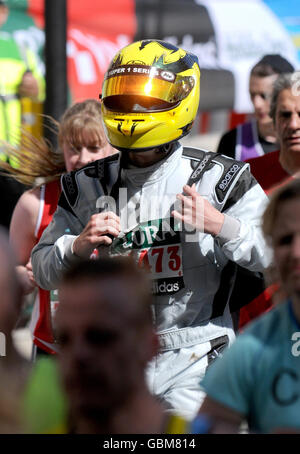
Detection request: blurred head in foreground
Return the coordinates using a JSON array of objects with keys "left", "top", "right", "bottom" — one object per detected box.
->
[{"left": 56, "top": 256, "right": 160, "bottom": 433}]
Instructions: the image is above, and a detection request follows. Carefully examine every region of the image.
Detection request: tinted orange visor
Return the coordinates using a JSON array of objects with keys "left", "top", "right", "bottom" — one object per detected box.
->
[{"left": 102, "top": 65, "right": 195, "bottom": 112}]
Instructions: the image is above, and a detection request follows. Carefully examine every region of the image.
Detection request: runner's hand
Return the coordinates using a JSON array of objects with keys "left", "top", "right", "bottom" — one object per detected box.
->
[
  {"left": 16, "top": 262, "right": 37, "bottom": 295},
  {"left": 172, "top": 184, "right": 224, "bottom": 236},
  {"left": 72, "top": 212, "right": 121, "bottom": 258}
]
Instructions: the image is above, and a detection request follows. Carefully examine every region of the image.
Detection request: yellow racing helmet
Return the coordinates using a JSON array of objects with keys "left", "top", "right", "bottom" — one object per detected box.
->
[{"left": 101, "top": 40, "right": 200, "bottom": 151}]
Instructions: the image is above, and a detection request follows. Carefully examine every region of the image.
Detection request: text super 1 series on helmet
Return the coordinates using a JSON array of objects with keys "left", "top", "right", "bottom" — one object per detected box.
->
[{"left": 100, "top": 40, "right": 201, "bottom": 151}]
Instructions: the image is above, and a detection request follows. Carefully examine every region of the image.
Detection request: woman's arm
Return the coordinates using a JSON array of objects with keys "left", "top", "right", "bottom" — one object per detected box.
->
[
  {"left": 198, "top": 396, "right": 244, "bottom": 433},
  {"left": 10, "top": 187, "right": 41, "bottom": 294}
]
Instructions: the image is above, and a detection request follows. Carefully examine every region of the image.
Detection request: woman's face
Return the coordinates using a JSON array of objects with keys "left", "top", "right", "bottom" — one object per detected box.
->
[
  {"left": 62, "top": 130, "right": 116, "bottom": 172},
  {"left": 272, "top": 198, "right": 300, "bottom": 298}
]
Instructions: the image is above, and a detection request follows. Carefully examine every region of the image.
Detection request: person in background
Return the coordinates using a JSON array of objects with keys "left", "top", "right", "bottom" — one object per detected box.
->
[
  {"left": 0, "top": 0, "right": 45, "bottom": 229},
  {"left": 269, "top": 72, "right": 300, "bottom": 180},
  {"left": 1, "top": 99, "right": 117, "bottom": 355},
  {"left": 242, "top": 71, "right": 300, "bottom": 194},
  {"left": 217, "top": 54, "right": 294, "bottom": 161},
  {"left": 23, "top": 257, "right": 188, "bottom": 434},
  {"left": 218, "top": 61, "right": 294, "bottom": 332},
  {"left": 197, "top": 179, "right": 300, "bottom": 434},
  {"left": 238, "top": 72, "right": 300, "bottom": 329}
]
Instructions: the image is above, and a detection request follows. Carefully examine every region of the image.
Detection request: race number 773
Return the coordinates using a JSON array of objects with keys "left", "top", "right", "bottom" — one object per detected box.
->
[{"left": 138, "top": 245, "right": 182, "bottom": 276}]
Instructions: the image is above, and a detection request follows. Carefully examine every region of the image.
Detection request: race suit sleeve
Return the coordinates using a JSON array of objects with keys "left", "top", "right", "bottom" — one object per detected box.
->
[
  {"left": 31, "top": 195, "right": 84, "bottom": 290},
  {"left": 31, "top": 154, "right": 120, "bottom": 291},
  {"left": 212, "top": 169, "right": 272, "bottom": 272}
]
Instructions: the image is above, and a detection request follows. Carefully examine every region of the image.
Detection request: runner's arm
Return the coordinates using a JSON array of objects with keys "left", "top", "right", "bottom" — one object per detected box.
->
[{"left": 10, "top": 188, "right": 40, "bottom": 293}]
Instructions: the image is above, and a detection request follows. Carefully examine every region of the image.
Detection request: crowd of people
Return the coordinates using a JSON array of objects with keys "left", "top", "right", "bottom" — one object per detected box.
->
[{"left": 0, "top": 5, "right": 300, "bottom": 434}]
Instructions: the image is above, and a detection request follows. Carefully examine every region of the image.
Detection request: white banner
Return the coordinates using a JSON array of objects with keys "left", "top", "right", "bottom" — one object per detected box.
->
[{"left": 196, "top": 0, "right": 298, "bottom": 112}]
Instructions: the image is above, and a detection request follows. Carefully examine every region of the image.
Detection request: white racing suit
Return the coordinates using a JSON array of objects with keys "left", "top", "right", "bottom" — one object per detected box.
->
[{"left": 31, "top": 143, "right": 271, "bottom": 419}]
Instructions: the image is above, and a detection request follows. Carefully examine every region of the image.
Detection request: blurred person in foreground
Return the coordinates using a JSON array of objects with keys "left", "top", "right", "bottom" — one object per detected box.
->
[
  {"left": 1, "top": 99, "right": 117, "bottom": 355},
  {"left": 196, "top": 179, "right": 300, "bottom": 434},
  {"left": 23, "top": 257, "right": 189, "bottom": 434},
  {"left": 217, "top": 54, "right": 294, "bottom": 162},
  {"left": 0, "top": 227, "right": 29, "bottom": 433},
  {"left": 0, "top": 0, "right": 44, "bottom": 228}
]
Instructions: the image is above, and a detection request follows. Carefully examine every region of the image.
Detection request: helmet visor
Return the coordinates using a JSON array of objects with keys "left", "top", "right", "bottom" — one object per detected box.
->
[{"left": 102, "top": 65, "right": 195, "bottom": 113}]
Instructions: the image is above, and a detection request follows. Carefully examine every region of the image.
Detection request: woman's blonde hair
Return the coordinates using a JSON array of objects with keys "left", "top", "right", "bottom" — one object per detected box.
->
[{"left": 0, "top": 99, "right": 106, "bottom": 186}]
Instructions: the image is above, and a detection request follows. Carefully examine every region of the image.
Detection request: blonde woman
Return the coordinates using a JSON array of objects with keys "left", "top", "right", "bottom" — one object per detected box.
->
[{"left": 2, "top": 99, "right": 117, "bottom": 355}]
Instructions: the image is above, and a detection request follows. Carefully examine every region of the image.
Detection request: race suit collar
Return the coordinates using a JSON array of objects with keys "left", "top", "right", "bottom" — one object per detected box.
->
[{"left": 121, "top": 142, "right": 182, "bottom": 187}]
